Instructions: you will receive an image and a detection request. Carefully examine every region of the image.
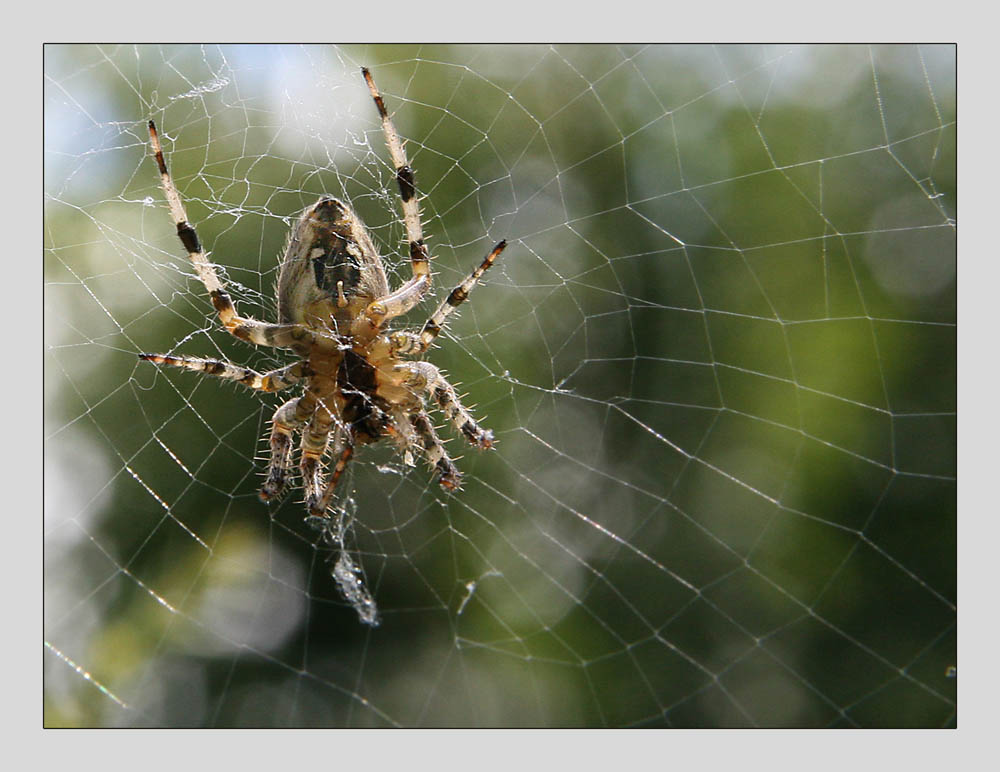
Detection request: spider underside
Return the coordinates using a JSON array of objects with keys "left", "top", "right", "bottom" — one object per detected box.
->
[{"left": 140, "top": 67, "right": 506, "bottom": 518}]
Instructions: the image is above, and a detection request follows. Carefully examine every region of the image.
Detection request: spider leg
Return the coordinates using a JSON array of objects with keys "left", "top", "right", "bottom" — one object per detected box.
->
[
  {"left": 410, "top": 413, "right": 461, "bottom": 490},
  {"left": 260, "top": 396, "right": 311, "bottom": 502},
  {"left": 394, "top": 361, "right": 494, "bottom": 449},
  {"left": 362, "top": 69, "right": 430, "bottom": 285},
  {"left": 387, "top": 407, "right": 420, "bottom": 467},
  {"left": 298, "top": 405, "right": 336, "bottom": 513},
  {"left": 147, "top": 121, "right": 322, "bottom": 353},
  {"left": 139, "top": 354, "right": 308, "bottom": 392},
  {"left": 413, "top": 240, "right": 506, "bottom": 354},
  {"left": 359, "top": 68, "right": 433, "bottom": 327},
  {"left": 311, "top": 429, "right": 356, "bottom": 518}
]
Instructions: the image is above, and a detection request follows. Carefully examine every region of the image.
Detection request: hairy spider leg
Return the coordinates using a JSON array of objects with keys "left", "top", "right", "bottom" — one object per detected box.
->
[
  {"left": 395, "top": 361, "right": 494, "bottom": 449},
  {"left": 260, "top": 397, "right": 310, "bottom": 501},
  {"left": 146, "top": 121, "right": 320, "bottom": 353},
  {"left": 360, "top": 68, "right": 431, "bottom": 326},
  {"left": 296, "top": 392, "right": 340, "bottom": 512},
  {"left": 312, "top": 432, "right": 356, "bottom": 517},
  {"left": 138, "top": 354, "right": 309, "bottom": 392},
  {"left": 410, "top": 413, "right": 462, "bottom": 490},
  {"left": 416, "top": 240, "right": 507, "bottom": 353}
]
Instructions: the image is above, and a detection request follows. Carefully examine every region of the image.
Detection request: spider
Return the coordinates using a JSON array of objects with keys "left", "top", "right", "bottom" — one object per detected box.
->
[{"left": 140, "top": 67, "right": 506, "bottom": 519}]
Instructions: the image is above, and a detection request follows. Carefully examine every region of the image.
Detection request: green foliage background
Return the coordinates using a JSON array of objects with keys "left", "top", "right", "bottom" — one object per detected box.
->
[{"left": 45, "top": 44, "right": 955, "bottom": 727}]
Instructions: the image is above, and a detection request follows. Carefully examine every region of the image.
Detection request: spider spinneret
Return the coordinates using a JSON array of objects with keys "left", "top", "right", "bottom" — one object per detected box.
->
[{"left": 140, "top": 67, "right": 506, "bottom": 518}]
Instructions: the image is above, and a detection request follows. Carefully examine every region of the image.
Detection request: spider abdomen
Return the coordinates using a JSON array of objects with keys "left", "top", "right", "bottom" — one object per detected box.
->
[{"left": 276, "top": 196, "right": 389, "bottom": 328}]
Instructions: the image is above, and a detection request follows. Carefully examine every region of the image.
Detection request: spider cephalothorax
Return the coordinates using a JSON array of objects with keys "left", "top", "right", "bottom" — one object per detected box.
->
[{"left": 140, "top": 68, "right": 506, "bottom": 518}]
